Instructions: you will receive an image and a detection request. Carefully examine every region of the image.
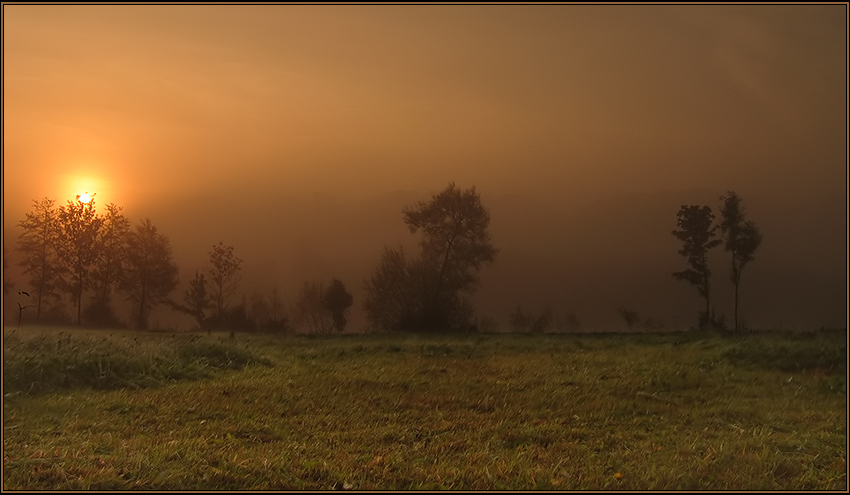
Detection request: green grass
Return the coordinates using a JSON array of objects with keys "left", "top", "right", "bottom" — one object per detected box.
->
[{"left": 3, "top": 327, "right": 846, "bottom": 490}]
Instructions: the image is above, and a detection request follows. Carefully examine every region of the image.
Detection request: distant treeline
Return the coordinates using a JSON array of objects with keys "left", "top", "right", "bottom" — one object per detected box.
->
[{"left": 5, "top": 186, "right": 761, "bottom": 334}]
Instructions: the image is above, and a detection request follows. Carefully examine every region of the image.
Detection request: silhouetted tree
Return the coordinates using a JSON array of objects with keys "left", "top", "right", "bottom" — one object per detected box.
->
[
  {"left": 363, "top": 246, "right": 425, "bottom": 332},
  {"left": 85, "top": 203, "right": 130, "bottom": 327},
  {"left": 365, "top": 183, "right": 497, "bottom": 333},
  {"left": 295, "top": 281, "right": 332, "bottom": 334},
  {"left": 402, "top": 183, "right": 497, "bottom": 330},
  {"left": 17, "top": 198, "right": 65, "bottom": 319},
  {"left": 169, "top": 270, "right": 210, "bottom": 331},
  {"left": 122, "top": 219, "right": 178, "bottom": 329},
  {"left": 207, "top": 242, "right": 242, "bottom": 320},
  {"left": 719, "top": 192, "right": 763, "bottom": 332},
  {"left": 323, "top": 278, "right": 354, "bottom": 333},
  {"left": 672, "top": 205, "right": 722, "bottom": 328},
  {"left": 57, "top": 194, "right": 104, "bottom": 325},
  {"left": 248, "top": 286, "right": 289, "bottom": 333}
]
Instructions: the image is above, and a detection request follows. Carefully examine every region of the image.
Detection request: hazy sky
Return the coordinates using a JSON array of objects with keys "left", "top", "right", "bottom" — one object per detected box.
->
[{"left": 3, "top": 4, "right": 846, "bottom": 331}]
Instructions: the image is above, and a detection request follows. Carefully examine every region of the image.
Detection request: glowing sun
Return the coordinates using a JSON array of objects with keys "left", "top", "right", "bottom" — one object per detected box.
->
[{"left": 78, "top": 192, "right": 93, "bottom": 203}]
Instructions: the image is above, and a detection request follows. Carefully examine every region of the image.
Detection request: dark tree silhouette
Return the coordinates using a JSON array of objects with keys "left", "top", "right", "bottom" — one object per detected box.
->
[
  {"left": 363, "top": 246, "right": 425, "bottom": 332},
  {"left": 58, "top": 194, "right": 103, "bottom": 325},
  {"left": 207, "top": 242, "right": 242, "bottom": 320},
  {"left": 323, "top": 278, "right": 354, "bottom": 333},
  {"left": 122, "top": 219, "right": 179, "bottom": 329},
  {"left": 295, "top": 281, "right": 332, "bottom": 334},
  {"left": 17, "top": 198, "right": 65, "bottom": 319},
  {"left": 404, "top": 183, "right": 497, "bottom": 330},
  {"left": 169, "top": 271, "right": 210, "bottom": 331},
  {"left": 86, "top": 203, "right": 130, "bottom": 327},
  {"left": 671, "top": 205, "right": 722, "bottom": 328},
  {"left": 719, "top": 192, "right": 763, "bottom": 332}
]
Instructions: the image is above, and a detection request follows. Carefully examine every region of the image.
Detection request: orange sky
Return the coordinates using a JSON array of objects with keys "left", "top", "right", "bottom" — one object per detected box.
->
[{"left": 3, "top": 4, "right": 846, "bottom": 331}]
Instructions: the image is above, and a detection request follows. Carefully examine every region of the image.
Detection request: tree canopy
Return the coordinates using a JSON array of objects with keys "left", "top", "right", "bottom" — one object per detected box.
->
[
  {"left": 672, "top": 204, "right": 721, "bottom": 328},
  {"left": 365, "top": 183, "right": 497, "bottom": 332},
  {"left": 719, "top": 191, "right": 763, "bottom": 332}
]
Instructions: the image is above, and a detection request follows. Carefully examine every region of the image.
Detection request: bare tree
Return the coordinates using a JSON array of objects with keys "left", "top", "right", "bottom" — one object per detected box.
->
[{"left": 719, "top": 192, "right": 763, "bottom": 332}]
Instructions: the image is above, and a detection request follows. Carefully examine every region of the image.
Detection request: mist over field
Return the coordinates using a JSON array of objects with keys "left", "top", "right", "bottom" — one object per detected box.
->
[{"left": 2, "top": 4, "right": 846, "bottom": 332}]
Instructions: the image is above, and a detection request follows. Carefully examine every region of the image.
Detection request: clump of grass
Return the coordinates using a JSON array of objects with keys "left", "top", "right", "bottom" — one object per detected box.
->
[
  {"left": 2, "top": 331, "right": 273, "bottom": 395},
  {"left": 720, "top": 330, "right": 846, "bottom": 375}
]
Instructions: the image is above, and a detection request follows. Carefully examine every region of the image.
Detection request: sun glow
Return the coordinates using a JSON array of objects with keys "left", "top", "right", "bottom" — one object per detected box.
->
[{"left": 78, "top": 192, "right": 93, "bottom": 203}]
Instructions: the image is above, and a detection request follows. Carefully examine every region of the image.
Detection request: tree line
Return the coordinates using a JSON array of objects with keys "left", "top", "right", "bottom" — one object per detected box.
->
[
  {"left": 11, "top": 195, "right": 178, "bottom": 329},
  {"left": 7, "top": 195, "right": 355, "bottom": 333},
  {"left": 6, "top": 185, "right": 762, "bottom": 333}
]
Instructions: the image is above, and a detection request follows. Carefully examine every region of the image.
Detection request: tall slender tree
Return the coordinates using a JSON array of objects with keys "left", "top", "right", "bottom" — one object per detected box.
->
[
  {"left": 719, "top": 192, "right": 763, "bottom": 332},
  {"left": 122, "top": 219, "right": 179, "bottom": 329},
  {"left": 672, "top": 205, "right": 722, "bottom": 328},
  {"left": 87, "top": 202, "right": 130, "bottom": 325},
  {"left": 17, "top": 198, "right": 65, "bottom": 319},
  {"left": 58, "top": 194, "right": 103, "bottom": 325},
  {"left": 207, "top": 242, "right": 242, "bottom": 319}
]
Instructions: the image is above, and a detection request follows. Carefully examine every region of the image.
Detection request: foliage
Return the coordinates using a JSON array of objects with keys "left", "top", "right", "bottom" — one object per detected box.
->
[
  {"left": 57, "top": 195, "right": 104, "bottom": 325},
  {"left": 88, "top": 203, "right": 131, "bottom": 324},
  {"left": 323, "top": 278, "right": 354, "bottom": 333},
  {"left": 365, "top": 183, "right": 497, "bottom": 332},
  {"left": 248, "top": 288, "right": 290, "bottom": 333},
  {"left": 169, "top": 271, "right": 211, "bottom": 331},
  {"left": 363, "top": 247, "right": 424, "bottom": 332},
  {"left": 205, "top": 304, "right": 255, "bottom": 332},
  {"left": 719, "top": 192, "right": 763, "bottom": 332},
  {"left": 122, "top": 219, "right": 179, "bottom": 329},
  {"left": 671, "top": 205, "right": 722, "bottom": 328},
  {"left": 81, "top": 297, "right": 124, "bottom": 329},
  {"left": 207, "top": 243, "right": 242, "bottom": 319},
  {"left": 16, "top": 197, "right": 65, "bottom": 319}
]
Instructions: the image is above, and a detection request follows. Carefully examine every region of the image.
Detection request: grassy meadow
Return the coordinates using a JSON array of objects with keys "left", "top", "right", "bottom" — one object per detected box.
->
[{"left": 2, "top": 326, "right": 846, "bottom": 490}]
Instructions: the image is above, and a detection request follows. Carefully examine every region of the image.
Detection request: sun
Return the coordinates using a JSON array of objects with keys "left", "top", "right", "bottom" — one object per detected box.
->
[{"left": 78, "top": 192, "right": 93, "bottom": 204}]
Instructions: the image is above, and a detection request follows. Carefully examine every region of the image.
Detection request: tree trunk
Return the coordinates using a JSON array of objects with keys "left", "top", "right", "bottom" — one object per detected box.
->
[{"left": 431, "top": 231, "right": 458, "bottom": 328}]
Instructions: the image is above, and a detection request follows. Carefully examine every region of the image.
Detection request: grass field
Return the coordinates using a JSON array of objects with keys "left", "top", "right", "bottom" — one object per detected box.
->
[{"left": 2, "top": 326, "right": 846, "bottom": 490}]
